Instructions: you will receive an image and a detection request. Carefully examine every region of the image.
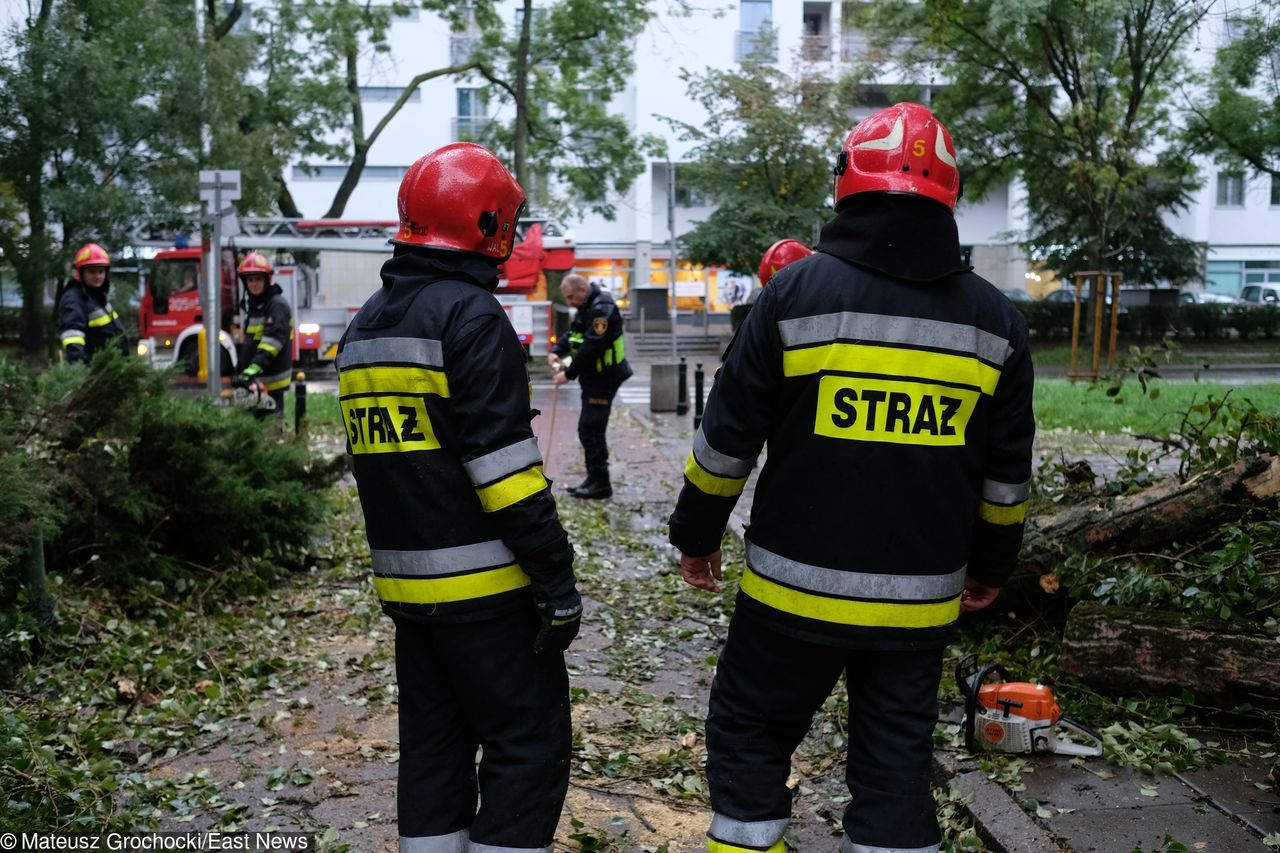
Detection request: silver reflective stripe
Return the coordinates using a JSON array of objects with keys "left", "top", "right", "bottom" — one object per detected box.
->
[
  {"left": 261, "top": 369, "right": 293, "bottom": 385},
  {"left": 693, "top": 429, "right": 757, "bottom": 479},
  {"left": 259, "top": 336, "right": 286, "bottom": 351},
  {"left": 372, "top": 540, "right": 516, "bottom": 577},
  {"left": 709, "top": 813, "right": 789, "bottom": 847},
  {"left": 982, "top": 476, "right": 1032, "bottom": 504},
  {"left": 463, "top": 438, "right": 543, "bottom": 486},
  {"left": 746, "top": 540, "right": 965, "bottom": 602},
  {"left": 60, "top": 328, "right": 85, "bottom": 341},
  {"left": 399, "top": 829, "right": 468, "bottom": 853},
  {"left": 467, "top": 844, "right": 552, "bottom": 853},
  {"left": 777, "top": 312, "right": 1013, "bottom": 366},
  {"left": 338, "top": 336, "right": 444, "bottom": 370},
  {"left": 840, "top": 836, "right": 939, "bottom": 853}
]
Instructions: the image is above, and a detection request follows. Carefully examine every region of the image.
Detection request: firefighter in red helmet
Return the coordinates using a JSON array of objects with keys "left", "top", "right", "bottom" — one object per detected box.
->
[
  {"left": 757, "top": 238, "right": 813, "bottom": 286},
  {"left": 336, "top": 142, "right": 581, "bottom": 851},
  {"left": 232, "top": 251, "right": 294, "bottom": 420},
  {"left": 58, "top": 243, "right": 128, "bottom": 364},
  {"left": 669, "top": 103, "right": 1035, "bottom": 853}
]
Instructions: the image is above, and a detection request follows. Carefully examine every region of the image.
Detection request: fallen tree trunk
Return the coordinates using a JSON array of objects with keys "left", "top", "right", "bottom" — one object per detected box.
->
[
  {"left": 1009, "top": 455, "right": 1280, "bottom": 593},
  {"left": 1060, "top": 601, "right": 1280, "bottom": 707}
]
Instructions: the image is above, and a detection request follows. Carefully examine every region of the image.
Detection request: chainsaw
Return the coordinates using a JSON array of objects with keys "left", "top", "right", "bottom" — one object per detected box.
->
[{"left": 954, "top": 654, "right": 1103, "bottom": 757}]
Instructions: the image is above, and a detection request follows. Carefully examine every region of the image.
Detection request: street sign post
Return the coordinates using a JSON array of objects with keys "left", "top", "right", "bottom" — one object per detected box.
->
[{"left": 198, "top": 170, "right": 240, "bottom": 396}]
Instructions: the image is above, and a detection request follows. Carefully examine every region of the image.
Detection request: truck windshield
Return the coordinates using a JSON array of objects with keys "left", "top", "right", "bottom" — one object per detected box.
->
[{"left": 153, "top": 260, "right": 200, "bottom": 299}]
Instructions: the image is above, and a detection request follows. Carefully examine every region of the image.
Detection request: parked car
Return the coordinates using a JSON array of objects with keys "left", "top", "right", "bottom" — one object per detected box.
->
[
  {"left": 1239, "top": 283, "right": 1280, "bottom": 306},
  {"left": 1180, "top": 289, "right": 1241, "bottom": 305},
  {"left": 998, "top": 288, "right": 1031, "bottom": 302}
]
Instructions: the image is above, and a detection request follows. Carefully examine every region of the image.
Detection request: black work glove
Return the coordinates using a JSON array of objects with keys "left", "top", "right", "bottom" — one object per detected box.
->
[{"left": 533, "top": 589, "right": 582, "bottom": 654}]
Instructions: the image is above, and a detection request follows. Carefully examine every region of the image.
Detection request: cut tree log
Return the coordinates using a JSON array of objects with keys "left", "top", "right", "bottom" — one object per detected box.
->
[
  {"left": 1011, "top": 454, "right": 1280, "bottom": 589},
  {"left": 1060, "top": 601, "right": 1280, "bottom": 707}
]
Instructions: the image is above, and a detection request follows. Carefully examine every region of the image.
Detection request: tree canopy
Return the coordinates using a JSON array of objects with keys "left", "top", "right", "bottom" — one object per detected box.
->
[
  {"left": 853, "top": 0, "right": 1210, "bottom": 286},
  {"left": 664, "top": 31, "right": 849, "bottom": 275}
]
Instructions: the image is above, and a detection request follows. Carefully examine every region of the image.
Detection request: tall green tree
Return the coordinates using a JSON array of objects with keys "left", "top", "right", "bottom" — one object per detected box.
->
[
  {"left": 1185, "top": 9, "right": 1280, "bottom": 182},
  {"left": 471, "top": 0, "right": 665, "bottom": 219},
  {"left": 662, "top": 31, "right": 849, "bottom": 274},
  {"left": 853, "top": 0, "right": 1209, "bottom": 285}
]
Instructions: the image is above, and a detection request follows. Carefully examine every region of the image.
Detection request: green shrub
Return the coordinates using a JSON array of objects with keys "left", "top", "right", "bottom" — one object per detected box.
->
[
  {"left": 1124, "top": 305, "right": 1179, "bottom": 339},
  {"left": 0, "top": 350, "right": 339, "bottom": 607},
  {"left": 1181, "top": 304, "right": 1230, "bottom": 339},
  {"left": 1019, "top": 301, "right": 1075, "bottom": 340}
]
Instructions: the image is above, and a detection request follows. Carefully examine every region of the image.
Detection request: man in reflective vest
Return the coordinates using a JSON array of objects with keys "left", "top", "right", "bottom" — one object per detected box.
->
[
  {"left": 58, "top": 243, "right": 128, "bottom": 364},
  {"left": 548, "top": 274, "right": 633, "bottom": 499},
  {"left": 669, "top": 103, "right": 1036, "bottom": 853},
  {"left": 232, "top": 252, "right": 294, "bottom": 420},
  {"left": 337, "top": 142, "right": 581, "bottom": 852}
]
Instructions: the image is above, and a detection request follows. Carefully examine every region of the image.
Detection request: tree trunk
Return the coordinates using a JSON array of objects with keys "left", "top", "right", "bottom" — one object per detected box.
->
[
  {"left": 1015, "top": 455, "right": 1280, "bottom": 583},
  {"left": 1061, "top": 601, "right": 1280, "bottom": 707},
  {"left": 513, "top": 0, "right": 532, "bottom": 187}
]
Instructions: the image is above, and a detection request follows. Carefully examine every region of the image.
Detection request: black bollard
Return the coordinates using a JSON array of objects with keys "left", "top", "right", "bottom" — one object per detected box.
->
[
  {"left": 676, "top": 355, "right": 689, "bottom": 416},
  {"left": 294, "top": 375, "right": 307, "bottom": 438},
  {"left": 693, "top": 362, "right": 705, "bottom": 431}
]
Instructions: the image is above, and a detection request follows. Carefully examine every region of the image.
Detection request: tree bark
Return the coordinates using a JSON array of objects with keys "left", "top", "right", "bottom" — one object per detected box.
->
[
  {"left": 513, "top": 0, "right": 532, "bottom": 187},
  {"left": 1016, "top": 455, "right": 1280, "bottom": 582},
  {"left": 1061, "top": 601, "right": 1280, "bottom": 707}
]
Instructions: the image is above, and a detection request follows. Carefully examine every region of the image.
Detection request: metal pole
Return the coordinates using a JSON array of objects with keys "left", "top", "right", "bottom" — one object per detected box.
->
[
  {"left": 294, "top": 376, "right": 307, "bottom": 438},
  {"left": 696, "top": 358, "right": 706, "bottom": 427},
  {"left": 676, "top": 355, "right": 689, "bottom": 416},
  {"left": 667, "top": 157, "right": 678, "bottom": 358},
  {"left": 206, "top": 180, "right": 222, "bottom": 396}
]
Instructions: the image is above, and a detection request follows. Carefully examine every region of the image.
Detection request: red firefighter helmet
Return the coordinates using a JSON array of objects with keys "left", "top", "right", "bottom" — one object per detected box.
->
[
  {"left": 237, "top": 251, "right": 273, "bottom": 281},
  {"left": 73, "top": 243, "right": 110, "bottom": 270},
  {"left": 392, "top": 142, "right": 525, "bottom": 261},
  {"left": 758, "top": 239, "right": 813, "bottom": 285},
  {"left": 834, "top": 102, "right": 960, "bottom": 211}
]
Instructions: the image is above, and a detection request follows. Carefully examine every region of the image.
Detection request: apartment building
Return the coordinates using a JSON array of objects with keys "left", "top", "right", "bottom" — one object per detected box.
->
[{"left": 283, "top": 1, "right": 1280, "bottom": 304}]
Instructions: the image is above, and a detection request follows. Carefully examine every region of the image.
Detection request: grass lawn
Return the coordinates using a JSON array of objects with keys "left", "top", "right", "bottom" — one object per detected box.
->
[{"left": 1035, "top": 378, "right": 1280, "bottom": 436}]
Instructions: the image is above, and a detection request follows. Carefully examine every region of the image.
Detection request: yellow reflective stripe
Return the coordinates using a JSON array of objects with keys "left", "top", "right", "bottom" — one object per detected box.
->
[
  {"left": 740, "top": 567, "right": 961, "bottom": 629},
  {"left": 258, "top": 339, "right": 282, "bottom": 355},
  {"left": 373, "top": 564, "right": 530, "bottom": 604},
  {"left": 262, "top": 374, "right": 292, "bottom": 392},
  {"left": 707, "top": 841, "right": 784, "bottom": 853},
  {"left": 782, "top": 342, "right": 1001, "bottom": 395},
  {"left": 62, "top": 335, "right": 86, "bottom": 348},
  {"left": 339, "top": 365, "right": 451, "bottom": 399},
  {"left": 247, "top": 323, "right": 265, "bottom": 336},
  {"left": 685, "top": 453, "right": 748, "bottom": 497},
  {"left": 87, "top": 311, "right": 118, "bottom": 328},
  {"left": 979, "top": 500, "right": 1027, "bottom": 526},
  {"left": 475, "top": 465, "right": 549, "bottom": 512}
]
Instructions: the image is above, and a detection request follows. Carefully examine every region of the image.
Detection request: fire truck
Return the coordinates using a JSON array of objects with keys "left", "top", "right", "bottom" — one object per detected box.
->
[{"left": 134, "top": 218, "right": 573, "bottom": 373}]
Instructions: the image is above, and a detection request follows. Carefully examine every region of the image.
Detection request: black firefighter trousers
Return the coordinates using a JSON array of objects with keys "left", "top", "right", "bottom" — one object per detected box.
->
[
  {"left": 706, "top": 605, "right": 944, "bottom": 852},
  {"left": 394, "top": 608, "right": 571, "bottom": 852},
  {"left": 577, "top": 375, "right": 624, "bottom": 478}
]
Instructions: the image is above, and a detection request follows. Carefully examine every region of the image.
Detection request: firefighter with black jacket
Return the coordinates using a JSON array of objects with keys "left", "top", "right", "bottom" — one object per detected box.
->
[
  {"left": 232, "top": 252, "right": 293, "bottom": 419},
  {"left": 336, "top": 142, "right": 581, "bottom": 852},
  {"left": 58, "top": 243, "right": 128, "bottom": 364},
  {"left": 548, "top": 274, "right": 632, "bottom": 499},
  {"left": 668, "top": 103, "right": 1036, "bottom": 853}
]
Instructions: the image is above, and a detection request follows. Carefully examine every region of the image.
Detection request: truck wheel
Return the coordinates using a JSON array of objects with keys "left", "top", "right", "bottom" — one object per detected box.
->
[{"left": 178, "top": 340, "right": 199, "bottom": 377}]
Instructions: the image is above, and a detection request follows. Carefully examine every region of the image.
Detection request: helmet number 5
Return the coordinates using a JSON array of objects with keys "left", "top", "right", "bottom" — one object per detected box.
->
[{"left": 912, "top": 139, "right": 926, "bottom": 157}]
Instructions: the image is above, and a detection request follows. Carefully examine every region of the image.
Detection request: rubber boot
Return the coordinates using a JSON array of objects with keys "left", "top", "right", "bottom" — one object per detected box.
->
[{"left": 568, "top": 472, "right": 612, "bottom": 500}]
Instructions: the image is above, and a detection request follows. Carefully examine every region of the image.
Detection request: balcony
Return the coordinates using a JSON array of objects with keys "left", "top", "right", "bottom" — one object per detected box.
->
[
  {"left": 452, "top": 116, "right": 491, "bottom": 141},
  {"left": 801, "top": 34, "right": 832, "bottom": 61},
  {"left": 735, "top": 30, "right": 777, "bottom": 62},
  {"left": 450, "top": 34, "right": 480, "bottom": 65}
]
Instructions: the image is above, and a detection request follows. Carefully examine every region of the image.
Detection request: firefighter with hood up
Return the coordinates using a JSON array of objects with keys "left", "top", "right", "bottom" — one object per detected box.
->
[
  {"left": 58, "top": 242, "right": 128, "bottom": 364},
  {"left": 668, "top": 103, "right": 1036, "bottom": 853},
  {"left": 336, "top": 142, "right": 581, "bottom": 852},
  {"left": 232, "top": 251, "right": 294, "bottom": 418}
]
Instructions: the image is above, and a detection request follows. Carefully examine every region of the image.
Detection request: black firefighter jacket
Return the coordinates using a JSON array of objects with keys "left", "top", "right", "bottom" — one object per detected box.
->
[
  {"left": 552, "top": 284, "right": 632, "bottom": 386},
  {"left": 669, "top": 195, "right": 1036, "bottom": 650},
  {"left": 58, "top": 277, "right": 128, "bottom": 364},
  {"left": 336, "top": 249, "right": 576, "bottom": 623},
  {"left": 243, "top": 284, "right": 294, "bottom": 392}
]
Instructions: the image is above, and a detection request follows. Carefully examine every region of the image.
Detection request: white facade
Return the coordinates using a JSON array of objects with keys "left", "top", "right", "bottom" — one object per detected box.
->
[{"left": 282, "top": 1, "right": 1280, "bottom": 295}]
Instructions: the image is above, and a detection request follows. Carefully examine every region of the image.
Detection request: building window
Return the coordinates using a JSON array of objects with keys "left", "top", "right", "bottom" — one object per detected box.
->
[
  {"left": 801, "top": 2, "right": 832, "bottom": 61},
  {"left": 514, "top": 6, "right": 547, "bottom": 37},
  {"left": 292, "top": 165, "right": 408, "bottom": 181},
  {"left": 454, "top": 88, "right": 489, "bottom": 140},
  {"left": 359, "top": 86, "right": 420, "bottom": 103},
  {"left": 1216, "top": 172, "right": 1245, "bottom": 207},
  {"left": 1272, "top": 174, "right": 1280, "bottom": 207},
  {"left": 673, "top": 166, "right": 708, "bottom": 208},
  {"left": 736, "top": 0, "right": 776, "bottom": 62}
]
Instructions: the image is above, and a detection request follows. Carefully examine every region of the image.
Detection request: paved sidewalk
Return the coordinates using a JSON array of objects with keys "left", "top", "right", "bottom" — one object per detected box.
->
[{"left": 614, "top": 372, "right": 1280, "bottom": 853}]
